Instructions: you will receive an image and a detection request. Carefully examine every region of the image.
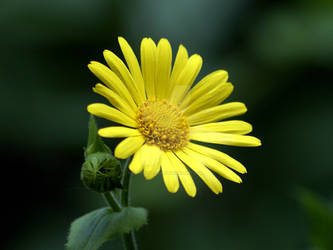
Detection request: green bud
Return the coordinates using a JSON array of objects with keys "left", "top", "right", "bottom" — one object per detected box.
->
[
  {"left": 81, "top": 115, "right": 123, "bottom": 192},
  {"left": 81, "top": 152, "right": 122, "bottom": 193}
]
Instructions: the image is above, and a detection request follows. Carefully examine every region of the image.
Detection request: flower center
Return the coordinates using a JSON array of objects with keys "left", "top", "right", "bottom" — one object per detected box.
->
[{"left": 136, "top": 99, "right": 189, "bottom": 151}]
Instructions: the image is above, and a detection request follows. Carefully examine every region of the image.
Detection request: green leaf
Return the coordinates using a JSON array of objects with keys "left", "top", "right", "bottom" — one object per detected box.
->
[
  {"left": 298, "top": 188, "right": 333, "bottom": 250},
  {"left": 85, "top": 115, "right": 111, "bottom": 157},
  {"left": 66, "top": 206, "right": 148, "bottom": 250}
]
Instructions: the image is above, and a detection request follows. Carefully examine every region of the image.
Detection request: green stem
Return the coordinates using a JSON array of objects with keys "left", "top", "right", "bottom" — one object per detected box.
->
[
  {"left": 103, "top": 191, "right": 121, "bottom": 212},
  {"left": 122, "top": 231, "right": 138, "bottom": 250},
  {"left": 120, "top": 157, "right": 138, "bottom": 250},
  {"left": 121, "top": 157, "right": 132, "bottom": 207}
]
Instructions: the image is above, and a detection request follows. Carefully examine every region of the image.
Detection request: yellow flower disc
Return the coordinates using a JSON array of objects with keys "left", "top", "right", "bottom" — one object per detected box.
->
[{"left": 137, "top": 99, "right": 189, "bottom": 151}]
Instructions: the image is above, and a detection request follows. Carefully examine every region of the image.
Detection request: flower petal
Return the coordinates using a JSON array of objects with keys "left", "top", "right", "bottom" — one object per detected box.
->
[
  {"left": 87, "top": 103, "right": 137, "bottom": 128},
  {"left": 88, "top": 61, "right": 137, "bottom": 110},
  {"left": 168, "top": 45, "right": 189, "bottom": 98},
  {"left": 183, "top": 147, "right": 242, "bottom": 183},
  {"left": 114, "top": 136, "right": 145, "bottom": 159},
  {"left": 141, "top": 144, "right": 162, "bottom": 180},
  {"left": 155, "top": 39, "right": 172, "bottom": 100},
  {"left": 169, "top": 54, "right": 202, "bottom": 106},
  {"left": 118, "top": 37, "right": 146, "bottom": 100},
  {"left": 93, "top": 83, "right": 136, "bottom": 118},
  {"left": 190, "top": 120, "right": 253, "bottom": 135},
  {"left": 103, "top": 49, "right": 145, "bottom": 104},
  {"left": 187, "top": 142, "right": 247, "bottom": 174},
  {"left": 175, "top": 150, "right": 222, "bottom": 194},
  {"left": 140, "top": 38, "right": 157, "bottom": 100},
  {"left": 166, "top": 151, "right": 196, "bottom": 197},
  {"left": 129, "top": 146, "right": 145, "bottom": 174},
  {"left": 190, "top": 131, "right": 261, "bottom": 147},
  {"left": 187, "top": 102, "right": 247, "bottom": 125},
  {"left": 160, "top": 152, "right": 179, "bottom": 193},
  {"left": 183, "top": 82, "right": 234, "bottom": 116},
  {"left": 180, "top": 70, "right": 228, "bottom": 110},
  {"left": 98, "top": 126, "right": 140, "bottom": 138}
]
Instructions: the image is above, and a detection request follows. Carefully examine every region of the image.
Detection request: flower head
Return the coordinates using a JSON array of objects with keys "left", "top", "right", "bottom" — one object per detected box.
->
[{"left": 87, "top": 37, "right": 261, "bottom": 197}]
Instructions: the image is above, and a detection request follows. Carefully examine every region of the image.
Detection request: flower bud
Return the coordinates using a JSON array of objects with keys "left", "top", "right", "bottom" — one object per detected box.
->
[{"left": 81, "top": 152, "right": 122, "bottom": 193}]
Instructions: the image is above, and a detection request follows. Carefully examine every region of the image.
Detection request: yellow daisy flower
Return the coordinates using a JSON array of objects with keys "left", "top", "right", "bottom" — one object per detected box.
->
[{"left": 87, "top": 37, "right": 261, "bottom": 197}]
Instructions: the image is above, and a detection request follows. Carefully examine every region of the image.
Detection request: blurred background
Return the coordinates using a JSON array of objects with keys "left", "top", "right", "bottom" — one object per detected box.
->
[{"left": 2, "top": 0, "right": 333, "bottom": 249}]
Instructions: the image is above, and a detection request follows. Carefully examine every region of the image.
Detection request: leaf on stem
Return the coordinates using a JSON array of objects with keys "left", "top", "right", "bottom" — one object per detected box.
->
[{"left": 66, "top": 206, "right": 148, "bottom": 250}]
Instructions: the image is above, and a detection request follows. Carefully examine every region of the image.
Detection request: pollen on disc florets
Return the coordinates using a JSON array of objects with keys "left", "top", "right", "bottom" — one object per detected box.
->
[{"left": 137, "top": 99, "right": 190, "bottom": 151}]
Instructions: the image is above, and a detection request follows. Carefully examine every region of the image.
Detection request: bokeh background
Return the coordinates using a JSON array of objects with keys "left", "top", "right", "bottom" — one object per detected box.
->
[{"left": 3, "top": 0, "right": 333, "bottom": 249}]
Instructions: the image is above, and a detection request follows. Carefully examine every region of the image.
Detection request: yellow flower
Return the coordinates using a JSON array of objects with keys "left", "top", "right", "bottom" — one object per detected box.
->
[{"left": 87, "top": 37, "right": 261, "bottom": 197}]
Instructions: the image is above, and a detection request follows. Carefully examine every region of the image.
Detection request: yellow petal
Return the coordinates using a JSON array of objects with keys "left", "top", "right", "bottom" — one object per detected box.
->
[
  {"left": 140, "top": 38, "right": 157, "bottom": 100},
  {"left": 180, "top": 70, "right": 228, "bottom": 110},
  {"left": 175, "top": 150, "right": 222, "bottom": 194},
  {"left": 118, "top": 37, "right": 146, "bottom": 100},
  {"left": 98, "top": 126, "right": 140, "bottom": 138},
  {"left": 129, "top": 146, "right": 145, "bottom": 174},
  {"left": 87, "top": 103, "right": 137, "bottom": 128},
  {"left": 160, "top": 152, "right": 179, "bottom": 193},
  {"left": 168, "top": 45, "right": 189, "bottom": 98},
  {"left": 103, "top": 50, "right": 145, "bottom": 105},
  {"left": 169, "top": 54, "right": 202, "bottom": 106},
  {"left": 187, "top": 102, "right": 247, "bottom": 126},
  {"left": 88, "top": 61, "right": 137, "bottom": 110},
  {"left": 187, "top": 142, "right": 247, "bottom": 173},
  {"left": 183, "top": 82, "right": 234, "bottom": 116},
  {"left": 183, "top": 147, "right": 242, "bottom": 183},
  {"left": 93, "top": 83, "right": 136, "bottom": 118},
  {"left": 155, "top": 38, "right": 172, "bottom": 99},
  {"left": 114, "top": 136, "right": 145, "bottom": 159},
  {"left": 140, "top": 144, "right": 162, "bottom": 180},
  {"left": 190, "top": 120, "right": 253, "bottom": 135},
  {"left": 166, "top": 151, "right": 196, "bottom": 197},
  {"left": 190, "top": 131, "right": 261, "bottom": 147}
]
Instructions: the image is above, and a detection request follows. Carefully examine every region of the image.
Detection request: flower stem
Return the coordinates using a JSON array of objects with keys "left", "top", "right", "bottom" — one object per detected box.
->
[
  {"left": 120, "top": 157, "right": 138, "bottom": 250},
  {"left": 102, "top": 157, "right": 137, "bottom": 250},
  {"left": 122, "top": 231, "right": 138, "bottom": 250},
  {"left": 103, "top": 191, "right": 121, "bottom": 212},
  {"left": 121, "top": 157, "right": 132, "bottom": 207}
]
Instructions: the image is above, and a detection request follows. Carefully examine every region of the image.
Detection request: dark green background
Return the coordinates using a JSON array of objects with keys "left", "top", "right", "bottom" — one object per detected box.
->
[{"left": 3, "top": 0, "right": 332, "bottom": 249}]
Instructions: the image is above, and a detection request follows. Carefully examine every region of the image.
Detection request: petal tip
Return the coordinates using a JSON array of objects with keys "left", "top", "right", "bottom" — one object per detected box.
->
[
  {"left": 118, "top": 36, "right": 128, "bottom": 46},
  {"left": 129, "top": 166, "right": 141, "bottom": 175},
  {"left": 97, "top": 128, "right": 106, "bottom": 137},
  {"left": 178, "top": 44, "right": 188, "bottom": 55},
  {"left": 191, "top": 54, "right": 203, "bottom": 62},
  {"left": 143, "top": 172, "right": 155, "bottom": 180},
  {"left": 217, "top": 70, "right": 229, "bottom": 81},
  {"left": 253, "top": 137, "right": 262, "bottom": 146},
  {"left": 159, "top": 38, "right": 170, "bottom": 44},
  {"left": 103, "top": 49, "right": 112, "bottom": 56},
  {"left": 141, "top": 37, "right": 149, "bottom": 44},
  {"left": 167, "top": 186, "right": 179, "bottom": 194},
  {"left": 187, "top": 190, "right": 197, "bottom": 197},
  {"left": 86, "top": 104, "right": 95, "bottom": 113},
  {"left": 114, "top": 146, "right": 129, "bottom": 159}
]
